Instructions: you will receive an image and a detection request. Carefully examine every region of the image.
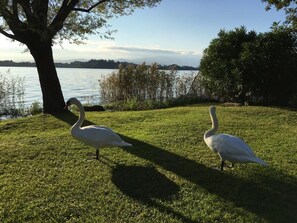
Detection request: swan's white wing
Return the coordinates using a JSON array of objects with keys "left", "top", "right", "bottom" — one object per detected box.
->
[
  {"left": 82, "top": 125, "right": 117, "bottom": 136},
  {"left": 72, "top": 125, "right": 130, "bottom": 148},
  {"left": 208, "top": 134, "right": 257, "bottom": 162}
]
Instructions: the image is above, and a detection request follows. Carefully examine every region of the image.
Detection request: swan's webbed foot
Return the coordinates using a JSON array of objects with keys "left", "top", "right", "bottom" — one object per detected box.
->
[
  {"left": 86, "top": 152, "right": 97, "bottom": 160},
  {"left": 220, "top": 161, "right": 235, "bottom": 170},
  {"left": 219, "top": 160, "right": 235, "bottom": 171}
]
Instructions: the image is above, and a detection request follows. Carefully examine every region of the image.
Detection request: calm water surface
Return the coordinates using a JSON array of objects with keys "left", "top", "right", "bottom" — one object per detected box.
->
[{"left": 0, "top": 67, "right": 115, "bottom": 106}]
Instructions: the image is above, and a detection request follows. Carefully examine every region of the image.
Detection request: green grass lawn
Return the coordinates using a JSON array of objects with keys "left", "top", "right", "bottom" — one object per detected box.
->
[{"left": 1, "top": 105, "right": 297, "bottom": 222}]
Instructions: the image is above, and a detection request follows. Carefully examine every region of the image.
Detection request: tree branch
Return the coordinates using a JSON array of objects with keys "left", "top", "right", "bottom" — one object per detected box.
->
[
  {"left": 61, "top": 0, "right": 69, "bottom": 9},
  {"left": 0, "top": 1, "right": 21, "bottom": 29},
  {"left": 12, "top": 0, "right": 19, "bottom": 19},
  {"left": 73, "top": 0, "right": 110, "bottom": 13},
  {"left": 49, "top": 0, "right": 79, "bottom": 37},
  {"left": 17, "top": 0, "right": 37, "bottom": 24},
  {"left": 0, "top": 1, "right": 12, "bottom": 18},
  {"left": 0, "top": 28, "right": 18, "bottom": 41}
]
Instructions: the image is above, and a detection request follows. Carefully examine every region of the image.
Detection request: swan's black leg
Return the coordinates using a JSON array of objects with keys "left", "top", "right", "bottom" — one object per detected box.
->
[
  {"left": 220, "top": 160, "right": 225, "bottom": 171},
  {"left": 96, "top": 148, "right": 99, "bottom": 160}
]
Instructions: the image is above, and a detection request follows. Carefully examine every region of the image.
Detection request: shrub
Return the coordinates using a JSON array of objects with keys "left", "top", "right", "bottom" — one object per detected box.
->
[
  {"left": 99, "top": 63, "right": 178, "bottom": 103},
  {"left": 0, "top": 70, "right": 25, "bottom": 117},
  {"left": 99, "top": 63, "right": 207, "bottom": 110},
  {"left": 200, "top": 25, "right": 297, "bottom": 106},
  {"left": 29, "top": 101, "right": 43, "bottom": 115}
]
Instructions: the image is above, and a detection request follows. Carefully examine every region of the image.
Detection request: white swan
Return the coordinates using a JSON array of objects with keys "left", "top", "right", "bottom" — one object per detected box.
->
[
  {"left": 65, "top": 97, "right": 132, "bottom": 159},
  {"left": 204, "top": 106, "right": 268, "bottom": 170}
]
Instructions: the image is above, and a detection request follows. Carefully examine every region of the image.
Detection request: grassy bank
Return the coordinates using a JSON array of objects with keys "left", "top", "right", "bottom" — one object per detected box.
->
[{"left": 1, "top": 105, "right": 297, "bottom": 222}]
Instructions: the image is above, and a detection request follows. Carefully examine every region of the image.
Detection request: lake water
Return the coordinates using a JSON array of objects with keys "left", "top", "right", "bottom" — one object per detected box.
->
[
  {"left": 0, "top": 67, "right": 115, "bottom": 106},
  {"left": 0, "top": 67, "right": 196, "bottom": 107}
]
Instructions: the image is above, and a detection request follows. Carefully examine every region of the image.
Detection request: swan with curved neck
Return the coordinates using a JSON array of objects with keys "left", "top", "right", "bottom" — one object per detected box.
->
[
  {"left": 65, "top": 97, "right": 132, "bottom": 159},
  {"left": 204, "top": 106, "right": 268, "bottom": 171}
]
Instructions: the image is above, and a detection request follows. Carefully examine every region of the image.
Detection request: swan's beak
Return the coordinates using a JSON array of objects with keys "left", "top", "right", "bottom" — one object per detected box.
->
[
  {"left": 64, "top": 104, "right": 69, "bottom": 110},
  {"left": 64, "top": 100, "right": 71, "bottom": 110}
]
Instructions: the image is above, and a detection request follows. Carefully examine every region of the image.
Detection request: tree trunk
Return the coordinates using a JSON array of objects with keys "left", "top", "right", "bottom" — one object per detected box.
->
[{"left": 29, "top": 42, "right": 65, "bottom": 114}]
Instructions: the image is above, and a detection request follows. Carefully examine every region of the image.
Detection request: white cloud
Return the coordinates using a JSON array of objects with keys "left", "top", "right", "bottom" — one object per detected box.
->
[
  {"left": 107, "top": 45, "right": 199, "bottom": 56},
  {"left": 0, "top": 36, "right": 201, "bottom": 66},
  {"left": 105, "top": 45, "right": 201, "bottom": 66}
]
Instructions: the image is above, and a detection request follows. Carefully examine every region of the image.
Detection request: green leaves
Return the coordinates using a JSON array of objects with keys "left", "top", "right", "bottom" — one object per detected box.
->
[
  {"left": 200, "top": 26, "right": 297, "bottom": 106},
  {"left": 0, "top": 0, "right": 161, "bottom": 45},
  {"left": 262, "top": 0, "right": 297, "bottom": 31}
]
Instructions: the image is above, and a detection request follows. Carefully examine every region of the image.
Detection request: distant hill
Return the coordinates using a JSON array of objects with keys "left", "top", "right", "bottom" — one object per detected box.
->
[{"left": 0, "top": 59, "right": 198, "bottom": 70}]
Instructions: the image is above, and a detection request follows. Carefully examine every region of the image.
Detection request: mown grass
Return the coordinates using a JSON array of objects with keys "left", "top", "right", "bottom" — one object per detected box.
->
[{"left": 1, "top": 105, "right": 297, "bottom": 222}]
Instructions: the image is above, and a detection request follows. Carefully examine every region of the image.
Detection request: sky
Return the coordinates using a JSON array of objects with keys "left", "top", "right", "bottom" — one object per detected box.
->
[{"left": 0, "top": 0, "right": 287, "bottom": 67}]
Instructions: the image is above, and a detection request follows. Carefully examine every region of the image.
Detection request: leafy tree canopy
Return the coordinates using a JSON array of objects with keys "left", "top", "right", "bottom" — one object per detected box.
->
[
  {"left": 262, "top": 0, "right": 297, "bottom": 31},
  {"left": 0, "top": 0, "right": 161, "bottom": 45}
]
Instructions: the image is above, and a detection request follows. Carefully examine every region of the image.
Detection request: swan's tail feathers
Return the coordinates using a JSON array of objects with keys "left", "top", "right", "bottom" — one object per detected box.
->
[
  {"left": 114, "top": 141, "right": 132, "bottom": 147},
  {"left": 122, "top": 141, "right": 132, "bottom": 147},
  {"left": 254, "top": 157, "right": 268, "bottom": 166}
]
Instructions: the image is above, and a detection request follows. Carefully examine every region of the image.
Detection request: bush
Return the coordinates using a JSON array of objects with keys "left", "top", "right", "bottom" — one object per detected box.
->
[
  {"left": 200, "top": 25, "right": 297, "bottom": 107},
  {"left": 99, "top": 63, "right": 207, "bottom": 110},
  {"left": 29, "top": 101, "right": 43, "bottom": 115},
  {"left": 0, "top": 70, "right": 25, "bottom": 117},
  {"left": 99, "top": 63, "right": 177, "bottom": 103}
]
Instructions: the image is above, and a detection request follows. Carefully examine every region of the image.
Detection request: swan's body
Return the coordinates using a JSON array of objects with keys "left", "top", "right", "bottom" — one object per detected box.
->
[
  {"left": 66, "top": 97, "right": 132, "bottom": 159},
  {"left": 204, "top": 106, "right": 267, "bottom": 170}
]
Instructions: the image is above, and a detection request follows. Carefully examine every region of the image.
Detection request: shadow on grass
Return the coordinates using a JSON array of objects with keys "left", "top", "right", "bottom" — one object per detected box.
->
[
  {"left": 56, "top": 111, "right": 297, "bottom": 223},
  {"left": 56, "top": 111, "right": 197, "bottom": 222},
  {"left": 121, "top": 136, "right": 297, "bottom": 223},
  {"left": 111, "top": 165, "right": 198, "bottom": 223},
  {"left": 112, "top": 165, "right": 179, "bottom": 201}
]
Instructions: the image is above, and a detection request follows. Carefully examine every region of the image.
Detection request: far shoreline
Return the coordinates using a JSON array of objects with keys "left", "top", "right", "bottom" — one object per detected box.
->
[{"left": 0, "top": 59, "right": 199, "bottom": 71}]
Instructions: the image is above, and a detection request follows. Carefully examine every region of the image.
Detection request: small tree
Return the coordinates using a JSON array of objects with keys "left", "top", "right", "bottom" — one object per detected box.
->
[{"left": 0, "top": 0, "right": 161, "bottom": 113}]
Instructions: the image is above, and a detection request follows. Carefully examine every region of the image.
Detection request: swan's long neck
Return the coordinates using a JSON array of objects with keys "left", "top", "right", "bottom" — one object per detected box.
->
[
  {"left": 204, "top": 108, "right": 218, "bottom": 139},
  {"left": 72, "top": 99, "right": 85, "bottom": 130}
]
